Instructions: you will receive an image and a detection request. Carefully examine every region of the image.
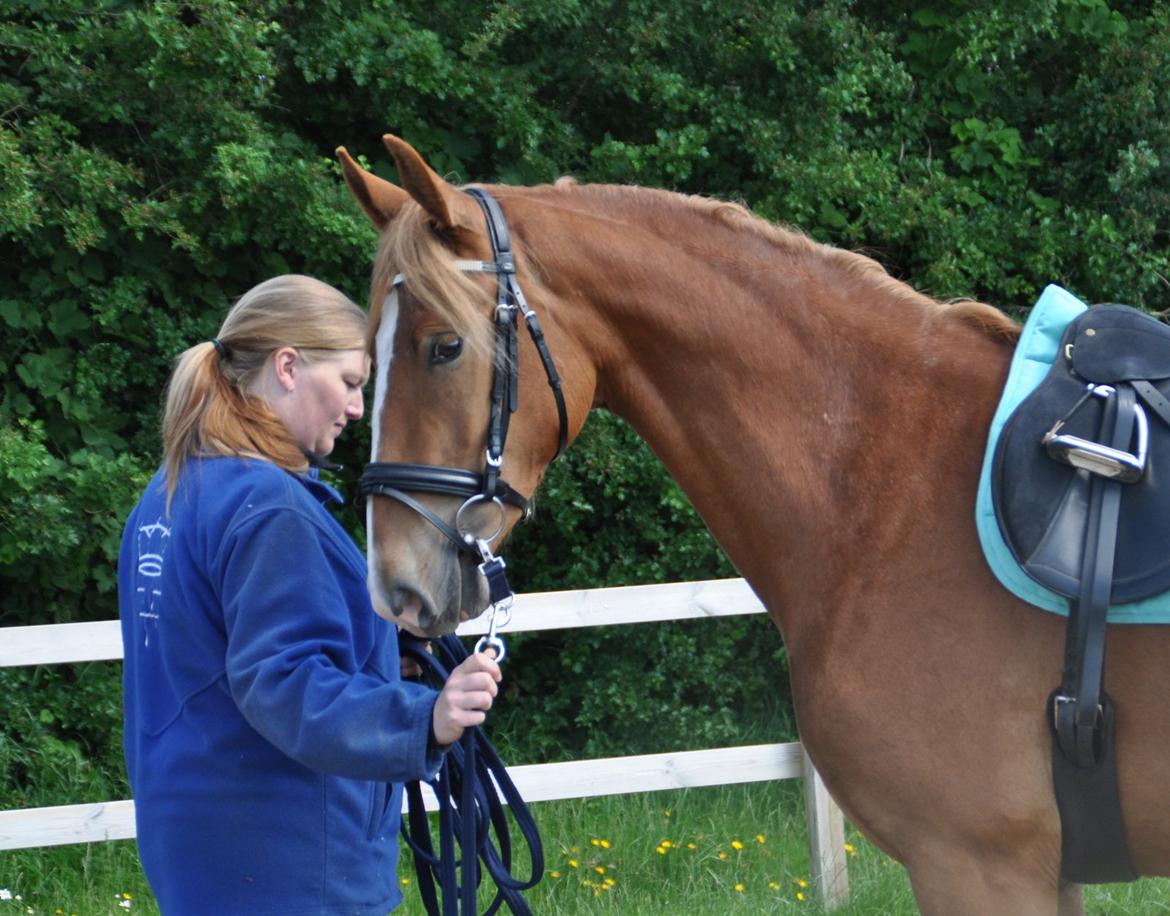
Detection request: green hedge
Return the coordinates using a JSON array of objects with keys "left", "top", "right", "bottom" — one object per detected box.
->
[{"left": 2, "top": 0, "right": 1167, "bottom": 803}]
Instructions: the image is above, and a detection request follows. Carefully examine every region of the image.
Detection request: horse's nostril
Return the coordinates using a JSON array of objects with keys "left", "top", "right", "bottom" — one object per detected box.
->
[
  {"left": 390, "top": 588, "right": 424, "bottom": 619},
  {"left": 403, "top": 590, "right": 423, "bottom": 618},
  {"left": 390, "top": 587, "right": 439, "bottom": 634}
]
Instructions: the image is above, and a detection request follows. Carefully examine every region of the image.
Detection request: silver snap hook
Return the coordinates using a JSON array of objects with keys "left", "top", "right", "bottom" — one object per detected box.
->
[{"left": 474, "top": 634, "right": 507, "bottom": 662}]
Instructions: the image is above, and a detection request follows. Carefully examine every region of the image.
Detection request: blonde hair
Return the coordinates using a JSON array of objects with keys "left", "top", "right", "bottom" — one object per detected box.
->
[{"left": 161, "top": 274, "right": 367, "bottom": 505}]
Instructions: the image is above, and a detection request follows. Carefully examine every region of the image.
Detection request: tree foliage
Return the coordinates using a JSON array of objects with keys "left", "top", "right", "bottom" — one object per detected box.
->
[{"left": 1, "top": 0, "right": 1168, "bottom": 768}]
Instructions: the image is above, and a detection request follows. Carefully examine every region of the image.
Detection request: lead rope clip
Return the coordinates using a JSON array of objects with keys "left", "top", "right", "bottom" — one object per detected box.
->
[{"left": 471, "top": 537, "right": 513, "bottom": 663}]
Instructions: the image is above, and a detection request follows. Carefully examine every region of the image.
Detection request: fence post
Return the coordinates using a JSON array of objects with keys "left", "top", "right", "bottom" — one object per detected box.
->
[{"left": 802, "top": 746, "right": 849, "bottom": 910}]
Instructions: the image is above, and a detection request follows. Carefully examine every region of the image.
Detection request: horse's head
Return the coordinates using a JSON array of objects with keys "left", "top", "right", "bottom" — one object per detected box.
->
[{"left": 337, "top": 136, "right": 592, "bottom": 636}]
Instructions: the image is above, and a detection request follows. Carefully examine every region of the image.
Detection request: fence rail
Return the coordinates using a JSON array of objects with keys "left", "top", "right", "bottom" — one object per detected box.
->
[{"left": 0, "top": 578, "right": 849, "bottom": 908}]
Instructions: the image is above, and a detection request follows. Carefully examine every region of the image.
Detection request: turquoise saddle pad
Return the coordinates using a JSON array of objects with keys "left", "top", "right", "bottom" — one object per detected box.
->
[{"left": 975, "top": 284, "right": 1170, "bottom": 623}]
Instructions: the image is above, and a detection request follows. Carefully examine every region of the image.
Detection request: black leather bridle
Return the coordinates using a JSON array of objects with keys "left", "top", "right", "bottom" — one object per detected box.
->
[
  {"left": 360, "top": 187, "right": 568, "bottom": 568},
  {"left": 361, "top": 188, "right": 559, "bottom": 914}
]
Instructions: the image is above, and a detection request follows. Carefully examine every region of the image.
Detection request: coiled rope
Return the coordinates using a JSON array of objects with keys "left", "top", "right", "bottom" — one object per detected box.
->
[{"left": 400, "top": 634, "right": 544, "bottom": 915}]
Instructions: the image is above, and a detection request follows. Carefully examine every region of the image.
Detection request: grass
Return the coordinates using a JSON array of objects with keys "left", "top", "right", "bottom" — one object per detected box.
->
[
  {"left": 6, "top": 780, "right": 1170, "bottom": 914},
  {"left": 0, "top": 841, "right": 153, "bottom": 916}
]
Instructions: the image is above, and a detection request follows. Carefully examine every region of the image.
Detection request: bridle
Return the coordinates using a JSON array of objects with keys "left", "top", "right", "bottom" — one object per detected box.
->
[
  {"left": 359, "top": 187, "right": 568, "bottom": 652},
  {"left": 363, "top": 189, "right": 558, "bottom": 913}
]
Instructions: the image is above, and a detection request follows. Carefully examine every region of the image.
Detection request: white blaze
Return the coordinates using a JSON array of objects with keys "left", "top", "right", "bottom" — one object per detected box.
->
[{"left": 367, "top": 291, "right": 400, "bottom": 571}]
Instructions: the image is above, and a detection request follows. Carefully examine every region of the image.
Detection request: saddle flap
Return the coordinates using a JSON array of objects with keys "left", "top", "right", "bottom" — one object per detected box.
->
[{"left": 1071, "top": 304, "right": 1170, "bottom": 383}]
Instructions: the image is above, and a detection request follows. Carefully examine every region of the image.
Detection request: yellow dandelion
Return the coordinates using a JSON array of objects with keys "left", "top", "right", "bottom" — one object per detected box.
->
[
  {"left": 594, "top": 866, "right": 606, "bottom": 875},
  {"left": 795, "top": 877, "right": 809, "bottom": 888},
  {"left": 718, "top": 851, "right": 729, "bottom": 860},
  {"left": 686, "top": 842, "right": 697, "bottom": 850},
  {"left": 656, "top": 846, "right": 668, "bottom": 855},
  {"left": 735, "top": 883, "right": 746, "bottom": 892},
  {"left": 756, "top": 834, "right": 766, "bottom": 844},
  {"left": 568, "top": 859, "right": 579, "bottom": 869},
  {"left": 604, "top": 878, "right": 616, "bottom": 887},
  {"left": 591, "top": 838, "right": 600, "bottom": 846},
  {"left": 550, "top": 870, "right": 561, "bottom": 879},
  {"left": 122, "top": 894, "right": 133, "bottom": 901},
  {"left": 844, "top": 842, "right": 858, "bottom": 857},
  {"left": 731, "top": 839, "right": 744, "bottom": 850},
  {"left": 660, "top": 840, "right": 673, "bottom": 848},
  {"left": 600, "top": 839, "right": 611, "bottom": 849},
  {"left": 796, "top": 891, "right": 806, "bottom": 901},
  {"left": 768, "top": 881, "right": 781, "bottom": 890},
  {"left": 400, "top": 877, "right": 410, "bottom": 886}
]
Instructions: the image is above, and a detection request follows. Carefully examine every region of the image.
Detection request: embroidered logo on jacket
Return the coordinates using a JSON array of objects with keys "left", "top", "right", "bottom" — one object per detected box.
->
[{"left": 135, "top": 518, "right": 171, "bottom": 646}]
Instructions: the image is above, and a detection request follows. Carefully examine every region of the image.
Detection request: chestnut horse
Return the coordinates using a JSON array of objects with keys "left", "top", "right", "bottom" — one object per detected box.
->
[{"left": 337, "top": 135, "right": 1170, "bottom": 914}]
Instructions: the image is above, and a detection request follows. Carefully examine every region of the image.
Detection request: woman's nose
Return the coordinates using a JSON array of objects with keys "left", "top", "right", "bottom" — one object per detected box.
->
[{"left": 347, "top": 391, "right": 364, "bottom": 420}]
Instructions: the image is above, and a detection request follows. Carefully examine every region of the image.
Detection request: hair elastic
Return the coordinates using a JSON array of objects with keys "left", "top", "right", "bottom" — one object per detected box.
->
[{"left": 210, "top": 338, "right": 229, "bottom": 360}]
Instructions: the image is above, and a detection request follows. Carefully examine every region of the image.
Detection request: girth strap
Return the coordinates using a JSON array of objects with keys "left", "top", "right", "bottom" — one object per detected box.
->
[{"left": 1050, "top": 384, "right": 1138, "bottom": 883}]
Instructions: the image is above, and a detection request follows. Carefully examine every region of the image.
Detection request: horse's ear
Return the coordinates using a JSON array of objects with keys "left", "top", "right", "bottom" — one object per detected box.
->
[
  {"left": 382, "top": 134, "right": 481, "bottom": 237},
  {"left": 335, "top": 146, "right": 409, "bottom": 229}
]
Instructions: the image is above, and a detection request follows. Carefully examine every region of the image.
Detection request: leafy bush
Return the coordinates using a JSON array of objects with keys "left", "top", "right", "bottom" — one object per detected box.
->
[
  {"left": 0, "top": 421, "right": 149, "bottom": 627},
  {"left": 0, "top": 663, "right": 126, "bottom": 809}
]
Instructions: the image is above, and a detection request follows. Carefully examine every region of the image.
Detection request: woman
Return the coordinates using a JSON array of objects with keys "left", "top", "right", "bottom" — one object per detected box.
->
[{"left": 118, "top": 275, "right": 501, "bottom": 914}]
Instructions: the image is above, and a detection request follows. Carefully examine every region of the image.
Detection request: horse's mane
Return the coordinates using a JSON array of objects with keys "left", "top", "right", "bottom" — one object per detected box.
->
[
  {"left": 561, "top": 181, "right": 1021, "bottom": 343},
  {"left": 702, "top": 196, "right": 1021, "bottom": 342},
  {"left": 368, "top": 180, "right": 1020, "bottom": 350}
]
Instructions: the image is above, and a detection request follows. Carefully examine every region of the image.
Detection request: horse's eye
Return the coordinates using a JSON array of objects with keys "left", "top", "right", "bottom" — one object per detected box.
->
[{"left": 429, "top": 336, "right": 464, "bottom": 365}]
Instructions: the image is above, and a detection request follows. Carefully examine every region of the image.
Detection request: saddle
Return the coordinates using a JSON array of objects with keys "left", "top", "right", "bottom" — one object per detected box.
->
[{"left": 992, "top": 302, "right": 1170, "bottom": 884}]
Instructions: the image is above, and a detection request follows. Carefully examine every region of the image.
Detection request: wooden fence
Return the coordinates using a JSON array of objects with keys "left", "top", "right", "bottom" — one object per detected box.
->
[{"left": 0, "top": 578, "right": 850, "bottom": 908}]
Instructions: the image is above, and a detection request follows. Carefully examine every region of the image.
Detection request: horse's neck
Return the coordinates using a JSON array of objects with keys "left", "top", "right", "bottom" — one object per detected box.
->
[{"left": 586, "top": 267, "right": 1012, "bottom": 632}]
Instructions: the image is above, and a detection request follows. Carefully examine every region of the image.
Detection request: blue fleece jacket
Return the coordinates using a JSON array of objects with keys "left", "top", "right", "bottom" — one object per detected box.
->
[{"left": 119, "top": 457, "right": 443, "bottom": 915}]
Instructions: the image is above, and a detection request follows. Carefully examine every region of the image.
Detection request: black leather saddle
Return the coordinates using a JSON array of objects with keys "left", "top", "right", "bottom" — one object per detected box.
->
[
  {"left": 991, "top": 302, "right": 1170, "bottom": 884},
  {"left": 994, "top": 304, "right": 1170, "bottom": 602}
]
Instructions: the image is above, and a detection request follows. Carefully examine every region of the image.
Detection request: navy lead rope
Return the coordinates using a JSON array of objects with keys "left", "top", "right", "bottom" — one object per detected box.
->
[{"left": 400, "top": 634, "right": 543, "bottom": 915}]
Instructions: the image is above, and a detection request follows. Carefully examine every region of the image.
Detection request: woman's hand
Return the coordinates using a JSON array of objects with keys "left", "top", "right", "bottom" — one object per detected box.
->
[{"left": 431, "top": 650, "right": 502, "bottom": 746}]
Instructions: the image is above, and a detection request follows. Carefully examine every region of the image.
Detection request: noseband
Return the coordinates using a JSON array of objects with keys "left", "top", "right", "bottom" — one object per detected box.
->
[{"left": 359, "top": 187, "right": 568, "bottom": 573}]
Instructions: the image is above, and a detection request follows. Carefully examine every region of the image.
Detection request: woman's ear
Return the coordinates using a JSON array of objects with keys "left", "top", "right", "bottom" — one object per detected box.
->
[{"left": 271, "top": 347, "right": 299, "bottom": 393}]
